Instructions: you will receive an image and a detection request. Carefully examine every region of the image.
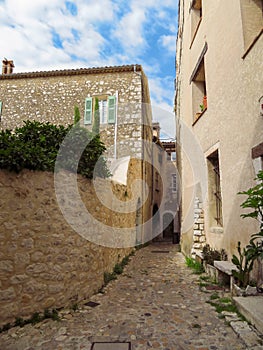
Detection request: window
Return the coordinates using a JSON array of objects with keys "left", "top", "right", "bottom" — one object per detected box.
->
[
  {"left": 190, "top": 0, "right": 203, "bottom": 46},
  {"left": 99, "top": 99, "right": 107, "bottom": 124},
  {"left": 84, "top": 95, "right": 116, "bottom": 125},
  {"left": 240, "top": 0, "right": 263, "bottom": 56},
  {"left": 190, "top": 43, "right": 207, "bottom": 123},
  {"left": 171, "top": 152, "right": 176, "bottom": 161},
  {"left": 252, "top": 141, "right": 263, "bottom": 173},
  {"left": 207, "top": 150, "right": 223, "bottom": 227},
  {"left": 172, "top": 173, "right": 177, "bottom": 192}
]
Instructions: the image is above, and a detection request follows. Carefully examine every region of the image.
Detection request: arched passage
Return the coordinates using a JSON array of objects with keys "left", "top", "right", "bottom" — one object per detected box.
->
[
  {"left": 162, "top": 212, "right": 174, "bottom": 242},
  {"left": 152, "top": 204, "right": 160, "bottom": 240}
]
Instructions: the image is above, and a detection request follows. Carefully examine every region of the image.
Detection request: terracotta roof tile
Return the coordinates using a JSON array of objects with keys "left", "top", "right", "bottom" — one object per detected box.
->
[{"left": 0, "top": 64, "right": 142, "bottom": 80}]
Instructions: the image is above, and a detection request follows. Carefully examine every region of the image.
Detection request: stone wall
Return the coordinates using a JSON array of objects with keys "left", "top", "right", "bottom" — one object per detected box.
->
[
  {"left": 191, "top": 197, "right": 206, "bottom": 259},
  {"left": 0, "top": 67, "right": 151, "bottom": 160},
  {"left": 0, "top": 169, "right": 134, "bottom": 327}
]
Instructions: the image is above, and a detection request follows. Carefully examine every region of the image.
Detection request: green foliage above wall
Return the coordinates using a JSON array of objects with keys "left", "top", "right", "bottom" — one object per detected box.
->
[{"left": 0, "top": 120, "right": 110, "bottom": 178}]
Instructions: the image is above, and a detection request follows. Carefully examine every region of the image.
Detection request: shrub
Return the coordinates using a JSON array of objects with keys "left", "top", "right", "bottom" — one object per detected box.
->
[
  {"left": 202, "top": 244, "right": 228, "bottom": 266},
  {"left": 0, "top": 120, "right": 110, "bottom": 179}
]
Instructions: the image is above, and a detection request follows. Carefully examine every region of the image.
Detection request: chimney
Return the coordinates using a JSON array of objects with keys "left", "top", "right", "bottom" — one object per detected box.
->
[{"left": 2, "top": 58, "right": 15, "bottom": 74}]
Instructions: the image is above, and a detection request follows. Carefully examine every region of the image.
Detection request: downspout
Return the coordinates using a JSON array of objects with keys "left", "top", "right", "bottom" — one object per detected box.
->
[
  {"left": 114, "top": 90, "right": 118, "bottom": 160},
  {"left": 133, "top": 64, "right": 145, "bottom": 243}
]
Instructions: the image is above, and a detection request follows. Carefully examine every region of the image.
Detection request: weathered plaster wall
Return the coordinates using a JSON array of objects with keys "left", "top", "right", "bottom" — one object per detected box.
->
[
  {"left": 176, "top": 0, "right": 262, "bottom": 258},
  {"left": 0, "top": 169, "right": 134, "bottom": 327}
]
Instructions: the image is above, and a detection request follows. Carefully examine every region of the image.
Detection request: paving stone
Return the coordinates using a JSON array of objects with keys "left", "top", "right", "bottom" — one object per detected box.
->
[{"left": 0, "top": 244, "right": 259, "bottom": 350}]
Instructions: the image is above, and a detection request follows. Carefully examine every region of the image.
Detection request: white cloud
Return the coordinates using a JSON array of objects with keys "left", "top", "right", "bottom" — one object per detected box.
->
[
  {"left": 148, "top": 77, "right": 175, "bottom": 137},
  {"left": 0, "top": 0, "right": 177, "bottom": 133},
  {"left": 159, "top": 34, "right": 177, "bottom": 53},
  {"left": 112, "top": 7, "right": 146, "bottom": 52}
]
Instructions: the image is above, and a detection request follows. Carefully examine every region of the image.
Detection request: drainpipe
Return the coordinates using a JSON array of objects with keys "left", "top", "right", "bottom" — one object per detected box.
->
[{"left": 114, "top": 90, "right": 118, "bottom": 160}]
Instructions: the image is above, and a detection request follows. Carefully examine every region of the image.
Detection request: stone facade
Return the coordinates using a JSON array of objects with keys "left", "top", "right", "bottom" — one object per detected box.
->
[
  {"left": 0, "top": 64, "right": 151, "bottom": 159},
  {"left": 175, "top": 0, "right": 263, "bottom": 258},
  {"left": 0, "top": 169, "right": 134, "bottom": 327},
  {"left": 0, "top": 63, "right": 154, "bottom": 243}
]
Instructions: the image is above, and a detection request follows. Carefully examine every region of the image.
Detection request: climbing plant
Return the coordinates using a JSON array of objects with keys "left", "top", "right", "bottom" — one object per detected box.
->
[{"left": 92, "top": 97, "right": 100, "bottom": 134}]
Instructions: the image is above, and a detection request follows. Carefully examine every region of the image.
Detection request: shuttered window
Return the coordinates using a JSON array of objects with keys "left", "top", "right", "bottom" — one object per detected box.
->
[
  {"left": 84, "top": 97, "right": 93, "bottom": 124},
  {"left": 108, "top": 96, "right": 116, "bottom": 124}
]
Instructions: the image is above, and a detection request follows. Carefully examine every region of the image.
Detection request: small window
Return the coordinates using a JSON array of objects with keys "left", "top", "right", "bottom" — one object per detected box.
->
[
  {"left": 84, "top": 95, "right": 116, "bottom": 126},
  {"left": 190, "top": 44, "right": 208, "bottom": 123},
  {"left": 99, "top": 99, "right": 107, "bottom": 124},
  {"left": 172, "top": 173, "right": 177, "bottom": 192},
  {"left": 190, "top": 0, "right": 203, "bottom": 46},
  {"left": 240, "top": 0, "right": 263, "bottom": 55},
  {"left": 207, "top": 150, "right": 223, "bottom": 227},
  {"left": 171, "top": 152, "right": 176, "bottom": 161}
]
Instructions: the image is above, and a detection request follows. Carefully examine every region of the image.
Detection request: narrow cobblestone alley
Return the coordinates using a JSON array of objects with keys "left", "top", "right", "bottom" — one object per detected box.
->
[{"left": 0, "top": 244, "right": 251, "bottom": 350}]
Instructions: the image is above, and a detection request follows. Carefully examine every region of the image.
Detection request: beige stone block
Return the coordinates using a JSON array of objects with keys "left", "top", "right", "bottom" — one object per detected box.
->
[
  {"left": 26, "top": 263, "right": 47, "bottom": 275},
  {"left": 199, "top": 236, "right": 206, "bottom": 243},
  {"left": 193, "top": 243, "right": 202, "bottom": 249},
  {"left": 21, "top": 294, "right": 32, "bottom": 303},
  {"left": 31, "top": 251, "right": 44, "bottom": 262},
  {"left": 10, "top": 274, "right": 29, "bottom": 284},
  {"left": 0, "top": 260, "right": 13, "bottom": 273},
  {"left": 41, "top": 298, "right": 56, "bottom": 309},
  {"left": 48, "top": 283, "right": 65, "bottom": 294},
  {"left": 0, "top": 287, "right": 16, "bottom": 301},
  {"left": 14, "top": 252, "right": 30, "bottom": 267},
  {"left": 21, "top": 238, "right": 34, "bottom": 249}
]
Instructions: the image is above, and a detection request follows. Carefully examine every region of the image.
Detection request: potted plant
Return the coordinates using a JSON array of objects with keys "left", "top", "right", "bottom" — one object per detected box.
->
[
  {"left": 202, "top": 244, "right": 227, "bottom": 279},
  {"left": 232, "top": 170, "right": 263, "bottom": 294},
  {"left": 203, "top": 95, "right": 207, "bottom": 109}
]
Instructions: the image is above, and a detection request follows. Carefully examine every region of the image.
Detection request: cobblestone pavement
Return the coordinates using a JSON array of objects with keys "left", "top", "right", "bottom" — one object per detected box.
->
[{"left": 0, "top": 243, "right": 262, "bottom": 350}]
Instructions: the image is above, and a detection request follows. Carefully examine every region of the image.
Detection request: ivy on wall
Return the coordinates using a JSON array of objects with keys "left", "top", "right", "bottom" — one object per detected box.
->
[{"left": 0, "top": 120, "right": 110, "bottom": 178}]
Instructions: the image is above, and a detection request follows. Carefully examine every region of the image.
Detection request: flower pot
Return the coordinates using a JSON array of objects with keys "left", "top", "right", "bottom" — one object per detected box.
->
[{"left": 203, "top": 95, "right": 207, "bottom": 109}]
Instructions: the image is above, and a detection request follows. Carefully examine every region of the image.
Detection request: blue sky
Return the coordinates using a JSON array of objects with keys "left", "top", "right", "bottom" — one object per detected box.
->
[{"left": 0, "top": 0, "right": 178, "bottom": 137}]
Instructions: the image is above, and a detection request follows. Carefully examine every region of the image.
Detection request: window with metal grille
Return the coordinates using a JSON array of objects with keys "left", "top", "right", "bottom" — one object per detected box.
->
[{"left": 207, "top": 150, "right": 223, "bottom": 227}]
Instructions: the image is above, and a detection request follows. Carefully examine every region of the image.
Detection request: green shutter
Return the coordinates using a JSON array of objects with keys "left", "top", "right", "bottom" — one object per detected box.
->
[
  {"left": 84, "top": 97, "right": 93, "bottom": 124},
  {"left": 108, "top": 96, "right": 116, "bottom": 124}
]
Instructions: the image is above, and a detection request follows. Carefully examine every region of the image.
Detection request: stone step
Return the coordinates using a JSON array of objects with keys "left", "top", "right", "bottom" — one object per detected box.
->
[{"left": 233, "top": 296, "right": 263, "bottom": 334}]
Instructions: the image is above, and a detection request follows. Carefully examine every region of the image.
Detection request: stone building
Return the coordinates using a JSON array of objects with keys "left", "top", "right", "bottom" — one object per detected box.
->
[
  {"left": 151, "top": 122, "right": 179, "bottom": 243},
  {"left": 0, "top": 62, "right": 154, "bottom": 245},
  {"left": 175, "top": 0, "right": 263, "bottom": 258}
]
